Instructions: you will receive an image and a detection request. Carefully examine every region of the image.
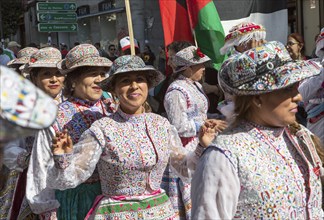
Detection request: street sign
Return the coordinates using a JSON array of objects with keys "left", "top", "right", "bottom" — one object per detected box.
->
[
  {"left": 37, "top": 12, "right": 77, "bottom": 22},
  {"left": 38, "top": 23, "right": 78, "bottom": 32},
  {"left": 37, "top": 2, "right": 77, "bottom": 11}
]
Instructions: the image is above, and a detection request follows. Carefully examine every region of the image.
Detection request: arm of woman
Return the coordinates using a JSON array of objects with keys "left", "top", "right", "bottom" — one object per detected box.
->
[
  {"left": 164, "top": 90, "right": 198, "bottom": 137},
  {"left": 298, "top": 71, "right": 324, "bottom": 102},
  {"left": 191, "top": 147, "right": 240, "bottom": 219},
  {"left": 3, "top": 138, "right": 29, "bottom": 171},
  {"left": 47, "top": 126, "right": 105, "bottom": 190},
  {"left": 26, "top": 127, "right": 60, "bottom": 214},
  {"left": 168, "top": 121, "right": 218, "bottom": 182}
]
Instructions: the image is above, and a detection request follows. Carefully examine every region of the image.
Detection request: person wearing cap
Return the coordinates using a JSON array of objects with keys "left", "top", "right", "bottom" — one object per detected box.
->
[
  {"left": 298, "top": 28, "right": 324, "bottom": 144},
  {"left": 45, "top": 55, "right": 214, "bottom": 219},
  {"left": 26, "top": 44, "right": 112, "bottom": 220},
  {"left": 191, "top": 41, "right": 323, "bottom": 219},
  {"left": 119, "top": 36, "right": 141, "bottom": 55},
  {"left": 7, "top": 47, "right": 38, "bottom": 77},
  {"left": 163, "top": 45, "right": 227, "bottom": 219},
  {"left": 7, "top": 41, "right": 21, "bottom": 59},
  {"left": 0, "top": 66, "right": 57, "bottom": 220}
]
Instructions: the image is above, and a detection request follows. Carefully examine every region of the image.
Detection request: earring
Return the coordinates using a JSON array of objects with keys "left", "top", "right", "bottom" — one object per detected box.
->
[
  {"left": 257, "top": 103, "right": 262, "bottom": 108},
  {"left": 71, "top": 83, "right": 75, "bottom": 91}
]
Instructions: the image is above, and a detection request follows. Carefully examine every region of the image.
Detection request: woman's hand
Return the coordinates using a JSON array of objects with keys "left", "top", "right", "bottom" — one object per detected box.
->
[
  {"left": 52, "top": 130, "right": 73, "bottom": 155},
  {"left": 199, "top": 119, "right": 228, "bottom": 148},
  {"left": 205, "top": 119, "right": 228, "bottom": 132}
]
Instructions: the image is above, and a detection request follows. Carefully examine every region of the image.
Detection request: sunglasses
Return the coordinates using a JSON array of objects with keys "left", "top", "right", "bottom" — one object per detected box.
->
[
  {"left": 110, "top": 48, "right": 116, "bottom": 51},
  {"left": 286, "top": 41, "right": 299, "bottom": 46}
]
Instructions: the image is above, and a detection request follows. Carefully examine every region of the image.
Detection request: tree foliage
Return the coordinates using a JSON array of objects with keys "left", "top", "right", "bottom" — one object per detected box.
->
[{"left": 0, "top": 0, "right": 24, "bottom": 38}]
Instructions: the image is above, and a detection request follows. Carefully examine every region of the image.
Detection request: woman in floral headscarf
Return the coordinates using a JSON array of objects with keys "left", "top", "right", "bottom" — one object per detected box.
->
[
  {"left": 1, "top": 47, "right": 64, "bottom": 220},
  {"left": 26, "top": 44, "right": 113, "bottom": 220},
  {"left": 163, "top": 46, "right": 227, "bottom": 219}
]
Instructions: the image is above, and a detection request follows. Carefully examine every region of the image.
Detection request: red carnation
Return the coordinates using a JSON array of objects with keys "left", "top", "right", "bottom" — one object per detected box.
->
[
  {"left": 30, "top": 58, "right": 37, "bottom": 63},
  {"left": 196, "top": 48, "right": 205, "bottom": 58}
]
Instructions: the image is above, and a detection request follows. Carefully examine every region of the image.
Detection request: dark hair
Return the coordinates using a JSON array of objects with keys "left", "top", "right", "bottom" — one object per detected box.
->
[
  {"left": 166, "top": 41, "right": 193, "bottom": 53},
  {"left": 152, "top": 41, "right": 194, "bottom": 115},
  {"left": 29, "top": 68, "right": 41, "bottom": 85},
  {"left": 232, "top": 95, "right": 255, "bottom": 125},
  {"left": 28, "top": 42, "right": 38, "bottom": 48},
  {"left": 145, "top": 45, "right": 152, "bottom": 51},
  {"left": 108, "top": 44, "right": 116, "bottom": 50},
  {"left": 288, "top": 33, "right": 306, "bottom": 56}
]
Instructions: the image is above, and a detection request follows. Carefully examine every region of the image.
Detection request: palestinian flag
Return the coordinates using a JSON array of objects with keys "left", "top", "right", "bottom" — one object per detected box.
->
[
  {"left": 186, "top": 0, "right": 226, "bottom": 70},
  {"left": 215, "top": 0, "right": 288, "bottom": 43},
  {"left": 159, "top": 0, "right": 194, "bottom": 47}
]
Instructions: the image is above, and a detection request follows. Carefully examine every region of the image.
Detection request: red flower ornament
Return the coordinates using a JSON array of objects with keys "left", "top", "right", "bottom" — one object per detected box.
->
[
  {"left": 193, "top": 48, "right": 205, "bottom": 60},
  {"left": 30, "top": 58, "right": 37, "bottom": 63}
]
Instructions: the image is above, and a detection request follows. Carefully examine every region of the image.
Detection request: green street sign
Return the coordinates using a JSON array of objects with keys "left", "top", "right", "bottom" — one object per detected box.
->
[
  {"left": 38, "top": 23, "right": 78, "bottom": 32},
  {"left": 37, "top": 12, "right": 77, "bottom": 22},
  {"left": 37, "top": 2, "right": 77, "bottom": 11}
]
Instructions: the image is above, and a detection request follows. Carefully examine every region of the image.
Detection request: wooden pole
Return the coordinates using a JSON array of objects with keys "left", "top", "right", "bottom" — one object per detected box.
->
[{"left": 125, "top": 0, "right": 135, "bottom": 55}]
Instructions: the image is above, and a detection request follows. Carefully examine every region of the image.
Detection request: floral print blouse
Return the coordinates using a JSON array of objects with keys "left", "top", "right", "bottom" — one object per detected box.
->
[{"left": 192, "top": 121, "right": 323, "bottom": 219}]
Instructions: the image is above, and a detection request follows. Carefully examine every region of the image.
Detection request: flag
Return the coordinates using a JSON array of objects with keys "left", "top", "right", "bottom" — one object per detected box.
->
[
  {"left": 186, "top": 0, "right": 226, "bottom": 70},
  {"left": 159, "top": 0, "right": 194, "bottom": 47},
  {"left": 215, "top": 0, "right": 288, "bottom": 43}
]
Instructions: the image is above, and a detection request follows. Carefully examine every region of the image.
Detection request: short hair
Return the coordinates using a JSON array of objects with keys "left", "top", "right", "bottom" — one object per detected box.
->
[{"left": 108, "top": 44, "right": 116, "bottom": 50}]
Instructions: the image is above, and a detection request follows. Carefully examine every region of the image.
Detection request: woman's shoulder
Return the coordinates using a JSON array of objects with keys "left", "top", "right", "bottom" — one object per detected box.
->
[
  {"left": 146, "top": 112, "right": 170, "bottom": 124},
  {"left": 212, "top": 124, "right": 255, "bottom": 150},
  {"left": 167, "top": 78, "right": 188, "bottom": 90}
]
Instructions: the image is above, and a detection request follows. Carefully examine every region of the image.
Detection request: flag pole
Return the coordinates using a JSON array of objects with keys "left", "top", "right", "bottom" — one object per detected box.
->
[
  {"left": 192, "top": 29, "right": 198, "bottom": 47},
  {"left": 125, "top": 0, "right": 135, "bottom": 55}
]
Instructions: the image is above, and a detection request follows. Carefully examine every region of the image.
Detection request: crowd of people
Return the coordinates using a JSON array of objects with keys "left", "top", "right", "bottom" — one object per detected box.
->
[{"left": 0, "top": 22, "right": 323, "bottom": 220}]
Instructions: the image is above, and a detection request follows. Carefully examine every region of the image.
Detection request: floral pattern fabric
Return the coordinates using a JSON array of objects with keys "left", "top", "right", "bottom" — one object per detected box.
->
[
  {"left": 26, "top": 97, "right": 108, "bottom": 216},
  {"left": 191, "top": 121, "right": 323, "bottom": 219},
  {"left": 47, "top": 108, "right": 198, "bottom": 219},
  {"left": 164, "top": 75, "right": 208, "bottom": 149}
]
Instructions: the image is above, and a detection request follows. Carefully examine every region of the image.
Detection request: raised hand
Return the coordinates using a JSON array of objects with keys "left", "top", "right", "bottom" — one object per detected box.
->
[
  {"left": 205, "top": 119, "right": 228, "bottom": 133},
  {"left": 199, "top": 119, "right": 228, "bottom": 148},
  {"left": 52, "top": 129, "right": 73, "bottom": 155}
]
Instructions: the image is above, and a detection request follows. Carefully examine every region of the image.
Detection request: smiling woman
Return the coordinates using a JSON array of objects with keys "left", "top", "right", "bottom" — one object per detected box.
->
[
  {"left": 26, "top": 44, "right": 113, "bottom": 220},
  {"left": 27, "top": 47, "right": 65, "bottom": 103},
  {"left": 45, "top": 55, "right": 217, "bottom": 220}
]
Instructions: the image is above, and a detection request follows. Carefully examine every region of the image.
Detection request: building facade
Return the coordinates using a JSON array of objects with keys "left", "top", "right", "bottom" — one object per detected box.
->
[
  {"left": 18, "top": 0, "right": 324, "bottom": 58},
  {"left": 22, "top": 0, "right": 163, "bottom": 58}
]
